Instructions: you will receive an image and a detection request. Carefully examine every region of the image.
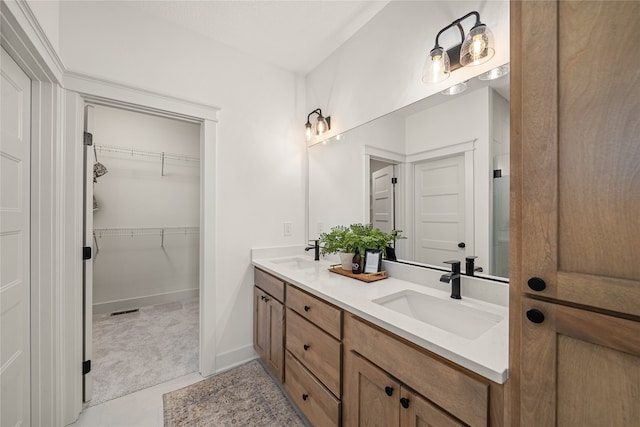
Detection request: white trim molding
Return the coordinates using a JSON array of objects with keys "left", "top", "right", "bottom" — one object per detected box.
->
[
  {"left": 63, "top": 70, "right": 220, "bottom": 122},
  {"left": 0, "top": 0, "right": 65, "bottom": 82}
]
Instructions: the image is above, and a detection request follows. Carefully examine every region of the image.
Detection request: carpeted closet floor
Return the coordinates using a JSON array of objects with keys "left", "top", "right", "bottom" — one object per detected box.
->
[{"left": 87, "top": 298, "right": 199, "bottom": 407}]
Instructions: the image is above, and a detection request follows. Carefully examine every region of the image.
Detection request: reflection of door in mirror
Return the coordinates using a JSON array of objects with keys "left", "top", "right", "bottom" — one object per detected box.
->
[
  {"left": 413, "top": 155, "right": 468, "bottom": 267},
  {"left": 370, "top": 161, "right": 395, "bottom": 234}
]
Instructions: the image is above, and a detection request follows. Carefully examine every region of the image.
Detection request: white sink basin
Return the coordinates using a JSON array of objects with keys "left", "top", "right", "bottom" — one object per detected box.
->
[
  {"left": 270, "top": 257, "right": 319, "bottom": 270},
  {"left": 373, "top": 290, "right": 503, "bottom": 340}
]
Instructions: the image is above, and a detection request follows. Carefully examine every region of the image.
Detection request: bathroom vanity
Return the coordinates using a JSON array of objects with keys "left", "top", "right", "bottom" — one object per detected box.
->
[{"left": 252, "top": 250, "right": 508, "bottom": 426}]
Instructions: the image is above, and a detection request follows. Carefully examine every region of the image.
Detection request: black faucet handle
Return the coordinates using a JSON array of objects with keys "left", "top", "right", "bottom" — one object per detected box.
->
[
  {"left": 443, "top": 260, "right": 461, "bottom": 273},
  {"left": 465, "top": 256, "right": 478, "bottom": 261}
]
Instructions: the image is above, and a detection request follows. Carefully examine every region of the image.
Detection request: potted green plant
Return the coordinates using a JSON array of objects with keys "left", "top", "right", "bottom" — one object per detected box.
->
[
  {"left": 319, "top": 223, "right": 403, "bottom": 271},
  {"left": 318, "top": 225, "right": 357, "bottom": 270}
]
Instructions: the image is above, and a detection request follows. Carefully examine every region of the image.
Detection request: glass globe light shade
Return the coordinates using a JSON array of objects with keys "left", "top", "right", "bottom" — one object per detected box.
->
[
  {"left": 460, "top": 24, "right": 495, "bottom": 66},
  {"left": 422, "top": 46, "right": 450, "bottom": 84},
  {"left": 440, "top": 81, "right": 468, "bottom": 96},
  {"left": 315, "top": 116, "right": 329, "bottom": 135}
]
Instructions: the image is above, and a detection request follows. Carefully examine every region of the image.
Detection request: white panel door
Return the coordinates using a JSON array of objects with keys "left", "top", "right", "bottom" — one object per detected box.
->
[
  {"left": 1, "top": 47, "right": 31, "bottom": 427},
  {"left": 414, "top": 155, "right": 466, "bottom": 266},
  {"left": 371, "top": 164, "right": 394, "bottom": 233},
  {"left": 83, "top": 105, "right": 95, "bottom": 401}
]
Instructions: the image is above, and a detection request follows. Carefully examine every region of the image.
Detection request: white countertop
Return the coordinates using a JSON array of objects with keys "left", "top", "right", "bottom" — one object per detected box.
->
[{"left": 252, "top": 248, "right": 509, "bottom": 384}]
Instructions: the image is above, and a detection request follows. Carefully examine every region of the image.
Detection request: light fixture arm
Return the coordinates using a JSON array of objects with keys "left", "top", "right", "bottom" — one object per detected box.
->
[
  {"left": 433, "top": 10, "right": 480, "bottom": 49},
  {"left": 306, "top": 108, "right": 323, "bottom": 126}
]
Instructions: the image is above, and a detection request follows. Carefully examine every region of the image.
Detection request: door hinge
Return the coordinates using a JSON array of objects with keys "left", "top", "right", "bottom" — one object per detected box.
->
[
  {"left": 391, "top": 177, "right": 398, "bottom": 184},
  {"left": 493, "top": 169, "right": 502, "bottom": 178},
  {"left": 82, "top": 360, "right": 91, "bottom": 375},
  {"left": 83, "top": 131, "right": 93, "bottom": 146},
  {"left": 83, "top": 246, "right": 92, "bottom": 260}
]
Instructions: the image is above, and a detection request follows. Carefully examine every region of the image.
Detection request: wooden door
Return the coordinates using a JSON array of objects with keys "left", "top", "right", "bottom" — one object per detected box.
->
[
  {"left": 414, "top": 155, "right": 466, "bottom": 266},
  {"left": 0, "top": 46, "right": 31, "bottom": 427},
  {"left": 511, "top": 0, "right": 640, "bottom": 424},
  {"left": 371, "top": 164, "right": 394, "bottom": 234},
  {"left": 343, "top": 350, "right": 400, "bottom": 427},
  {"left": 399, "top": 387, "right": 463, "bottom": 427},
  {"left": 266, "top": 297, "right": 284, "bottom": 382}
]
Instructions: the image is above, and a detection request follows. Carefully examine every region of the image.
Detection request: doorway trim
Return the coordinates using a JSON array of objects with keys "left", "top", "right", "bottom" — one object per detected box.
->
[{"left": 63, "top": 71, "right": 220, "bottom": 397}]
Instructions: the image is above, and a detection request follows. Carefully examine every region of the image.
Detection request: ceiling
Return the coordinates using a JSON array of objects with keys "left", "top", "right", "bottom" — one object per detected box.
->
[{"left": 125, "top": 0, "right": 391, "bottom": 75}]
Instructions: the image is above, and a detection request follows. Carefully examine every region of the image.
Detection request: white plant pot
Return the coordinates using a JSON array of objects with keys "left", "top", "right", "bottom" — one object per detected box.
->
[{"left": 339, "top": 252, "right": 355, "bottom": 271}]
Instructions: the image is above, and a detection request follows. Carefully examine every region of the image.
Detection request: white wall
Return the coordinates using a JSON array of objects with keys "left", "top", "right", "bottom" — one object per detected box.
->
[
  {"left": 58, "top": 1, "right": 306, "bottom": 369},
  {"left": 91, "top": 105, "right": 200, "bottom": 312},
  {"left": 305, "top": 0, "right": 509, "bottom": 142}
]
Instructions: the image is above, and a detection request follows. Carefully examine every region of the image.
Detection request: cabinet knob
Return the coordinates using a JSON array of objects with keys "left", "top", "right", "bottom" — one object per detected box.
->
[
  {"left": 400, "top": 397, "right": 410, "bottom": 409},
  {"left": 527, "top": 277, "right": 546, "bottom": 292},
  {"left": 303, "top": 344, "right": 310, "bottom": 351},
  {"left": 304, "top": 305, "right": 311, "bottom": 312},
  {"left": 302, "top": 393, "right": 308, "bottom": 401},
  {"left": 458, "top": 242, "right": 466, "bottom": 248},
  {"left": 526, "top": 309, "right": 545, "bottom": 324},
  {"left": 260, "top": 295, "right": 265, "bottom": 301},
  {"left": 384, "top": 386, "right": 394, "bottom": 396}
]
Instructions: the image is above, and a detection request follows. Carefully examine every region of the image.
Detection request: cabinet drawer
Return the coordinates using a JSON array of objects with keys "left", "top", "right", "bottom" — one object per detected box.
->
[
  {"left": 287, "top": 308, "right": 341, "bottom": 397},
  {"left": 285, "top": 351, "right": 340, "bottom": 427},
  {"left": 287, "top": 284, "right": 342, "bottom": 339},
  {"left": 254, "top": 268, "right": 285, "bottom": 303}
]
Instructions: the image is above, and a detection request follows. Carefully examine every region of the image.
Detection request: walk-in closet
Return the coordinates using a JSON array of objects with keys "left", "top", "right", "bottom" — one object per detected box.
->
[{"left": 86, "top": 105, "right": 201, "bottom": 406}]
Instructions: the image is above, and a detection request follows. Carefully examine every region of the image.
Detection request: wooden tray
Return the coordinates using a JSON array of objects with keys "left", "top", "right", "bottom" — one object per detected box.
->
[{"left": 328, "top": 265, "right": 388, "bottom": 283}]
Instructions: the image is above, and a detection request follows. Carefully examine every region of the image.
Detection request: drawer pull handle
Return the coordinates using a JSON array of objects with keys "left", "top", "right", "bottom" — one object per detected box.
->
[
  {"left": 400, "top": 397, "right": 410, "bottom": 409},
  {"left": 304, "top": 305, "right": 311, "bottom": 312},
  {"left": 385, "top": 386, "right": 394, "bottom": 396},
  {"left": 302, "top": 394, "right": 308, "bottom": 401},
  {"left": 303, "top": 344, "right": 310, "bottom": 351}
]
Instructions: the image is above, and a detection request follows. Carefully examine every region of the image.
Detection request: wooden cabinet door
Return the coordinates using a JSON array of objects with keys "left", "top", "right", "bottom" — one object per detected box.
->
[
  {"left": 266, "top": 297, "right": 284, "bottom": 382},
  {"left": 254, "top": 286, "right": 268, "bottom": 359},
  {"left": 343, "top": 350, "right": 401, "bottom": 427},
  {"left": 399, "top": 387, "right": 463, "bottom": 427},
  {"left": 512, "top": 1, "right": 640, "bottom": 424},
  {"left": 521, "top": 298, "right": 640, "bottom": 426},
  {"left": 254, "top": 286, "right": 284, "bottom": 382},
  {"left": 513, "top": 1, "right": 640, "bottom": 311}
]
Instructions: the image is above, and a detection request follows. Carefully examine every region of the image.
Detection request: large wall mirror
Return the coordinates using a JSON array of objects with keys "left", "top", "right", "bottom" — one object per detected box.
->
[{"left": 308, "top": 63, "right": 510, "bottom": 281}]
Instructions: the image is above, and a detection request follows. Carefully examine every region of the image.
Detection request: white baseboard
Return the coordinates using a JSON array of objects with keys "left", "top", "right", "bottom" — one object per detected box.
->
[
  {"left": 214, "top": 344, "right": 259, "bottom": 374},
  {"left": 93, "top": 288, "right": 199, "bottom": 314}
]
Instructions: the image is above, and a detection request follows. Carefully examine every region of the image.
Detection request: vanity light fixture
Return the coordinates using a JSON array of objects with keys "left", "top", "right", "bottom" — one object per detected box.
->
[
  {"left": 422, "top": 11, "right": 495, "bottom": 84},
  {"left": 305, "top": 108, "right": 331, "bottom": 141}
]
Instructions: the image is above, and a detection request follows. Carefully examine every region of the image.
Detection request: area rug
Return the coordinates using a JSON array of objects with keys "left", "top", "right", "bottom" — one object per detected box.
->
[
  {"left": 87, "top": 298, "right": 199, "bottom": 407},
  {"left": 163, "top": 360, "right": 306, "bottom": 427}
]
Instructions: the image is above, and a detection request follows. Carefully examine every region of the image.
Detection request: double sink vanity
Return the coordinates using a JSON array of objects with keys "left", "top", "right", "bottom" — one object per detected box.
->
[{"left": 252, "top": 247, "right": 508, "bottom": 426}]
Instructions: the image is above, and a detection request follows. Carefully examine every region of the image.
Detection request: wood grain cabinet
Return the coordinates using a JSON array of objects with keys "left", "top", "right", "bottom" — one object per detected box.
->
[
  {"left": 254, "top": 268, "right": 285, "bottom": 382},
  {"left": 344, "top": 350, "right": 464, "bottom": 427},
  {"left": 285, "top": 284, "right": 343, "bottom": 427},
  {"left": 511, "top": 1, "right": 640, "bottom": 424},
  {"left": 344, "top": 314, "right": 503, "bottom": 427}
]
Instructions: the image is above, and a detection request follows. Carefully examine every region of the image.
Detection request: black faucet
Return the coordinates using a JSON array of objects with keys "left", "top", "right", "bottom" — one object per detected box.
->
[
  {"left": 440, "top": 260, "right": 461, "bottom": 299},
  {"left": 305, "top": 240, "right": 320, "bottom": 261},
  {"left": 465, "top": 256, "right": 483, "bottom": 276}
]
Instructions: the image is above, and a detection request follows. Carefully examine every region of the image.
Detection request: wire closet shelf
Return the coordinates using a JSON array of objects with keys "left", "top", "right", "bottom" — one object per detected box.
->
[
  {"left": 94, "top": 144, "right": 199, "bottom": 176},
  {"left": 93, "top": 226, "right": 199, "bottom": 252}
]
